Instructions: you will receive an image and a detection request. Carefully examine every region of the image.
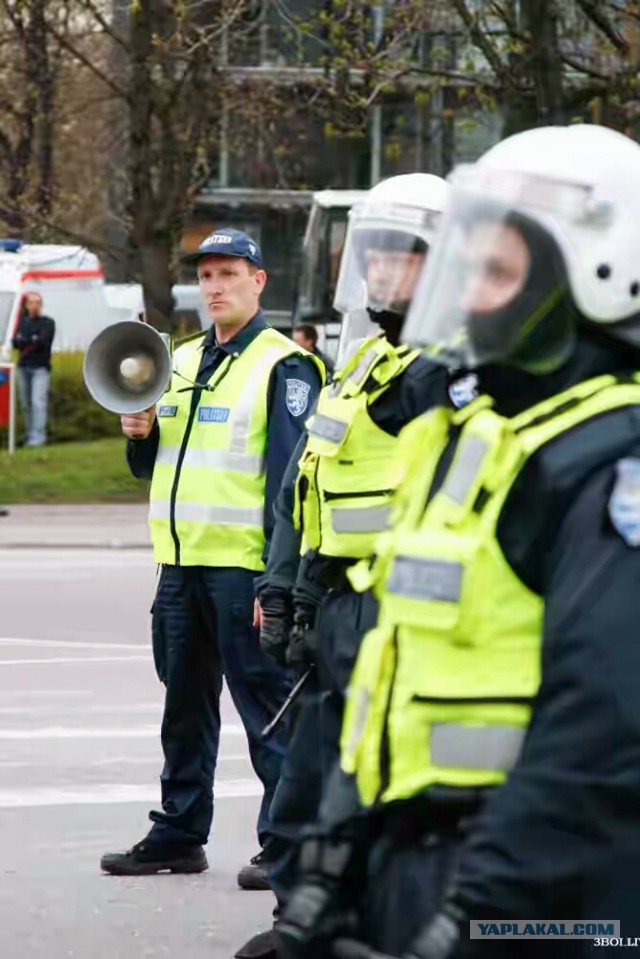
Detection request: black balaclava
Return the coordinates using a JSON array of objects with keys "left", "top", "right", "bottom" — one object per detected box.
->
[
  {"left": 466, "top": 212, "right": 576, "bottom": 376},
  {"left": 480, "top": 323, "right": 640, "bottom": 418},
  {"left": 367, "top": 308, "right": 404, "bottom": 346},
  {"left": 354, "top": 228, "right": 428, "bottom": 347},
  {"left": 469, "top": 214, "right": 640, "bottom": 415}
]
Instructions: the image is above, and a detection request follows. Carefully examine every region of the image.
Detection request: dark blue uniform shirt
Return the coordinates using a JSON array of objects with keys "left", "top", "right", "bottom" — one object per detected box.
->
[{"left": 126, "top": 310, "right": 323, "bottom": 564}]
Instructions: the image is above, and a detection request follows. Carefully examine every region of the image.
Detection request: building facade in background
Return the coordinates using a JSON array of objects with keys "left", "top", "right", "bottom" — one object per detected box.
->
[{"left": 181, "top": 0, "right": 503, "bottom": 323}]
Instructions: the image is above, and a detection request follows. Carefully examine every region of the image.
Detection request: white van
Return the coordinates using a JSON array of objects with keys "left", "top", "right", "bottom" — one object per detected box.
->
[
  {"left": 104, "top": 283, "right": 209, "bottom": 339},
  {"left": 0, "top": 243, "right": 120, "bottom": 359}
]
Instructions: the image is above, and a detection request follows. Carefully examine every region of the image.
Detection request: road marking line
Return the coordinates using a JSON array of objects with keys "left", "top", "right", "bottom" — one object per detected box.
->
[
  {"left": 0, "top": 656, "right": 150, "bottom": 666},
  {"left": 0, "top": 779, "right": 261, "bottom": 807},
  {"left": 0, "top": 723, "right": 245, "bottom": 739},
  {"left": 0, "top": 638, "right": 149, "bottom": 650},
  {"left": 88, "top": 752, "right": 247, "bottom": 766},
  {"left": 0, "top": 703, "right": 161, "bottom": 715}
]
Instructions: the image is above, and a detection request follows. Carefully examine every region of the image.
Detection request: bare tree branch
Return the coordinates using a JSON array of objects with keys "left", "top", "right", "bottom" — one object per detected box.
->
[
  {"left": 450, "top": 0, "right": 513, "bottom": 85},
  {"left": 47, "top": 20, "right": 129, "bottom": 102},
  {"left": 576, "top": 0, "right": 630, "bottom": 53}
]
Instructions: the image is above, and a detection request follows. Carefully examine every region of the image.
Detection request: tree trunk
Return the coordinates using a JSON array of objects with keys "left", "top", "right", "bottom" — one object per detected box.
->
[
  {"left": 128, "top": 1, "right": 176, "bottom": 331},
  {"left": 29, "top": 0, "right": 55, "bottom": 219},
  {"left": 5, "top": 119, "right": 34, "bottom": 237},
  {"left": 104, "top": 0, "right": 130, "bottom": 281},
  {"left": 502, "top": 0, "right": 564, "bottom": 135},
  {"left": 139, "top": 235, "right": 176, "bottom": 333}
]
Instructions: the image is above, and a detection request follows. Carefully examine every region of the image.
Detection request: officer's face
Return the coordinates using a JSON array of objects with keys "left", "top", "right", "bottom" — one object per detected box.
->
[
  {"left": 459, "top": 222, "right": 529, "bottom": 314},
  {"left": 197, "top": 256, "right": 267, "bottom": 329},
  {"left": 366, "top": 249, "right": 426, "bottom": 310}
]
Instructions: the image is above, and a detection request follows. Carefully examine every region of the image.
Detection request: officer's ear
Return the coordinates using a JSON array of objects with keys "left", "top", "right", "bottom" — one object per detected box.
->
[{"left": 251, "top": 267, "right": 267, "bottom": 295}]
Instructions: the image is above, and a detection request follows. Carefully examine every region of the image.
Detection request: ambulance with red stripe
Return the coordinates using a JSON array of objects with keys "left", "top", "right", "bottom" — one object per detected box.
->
[{"left": 0, "top": 242, "right": 131, "bottom": 360}]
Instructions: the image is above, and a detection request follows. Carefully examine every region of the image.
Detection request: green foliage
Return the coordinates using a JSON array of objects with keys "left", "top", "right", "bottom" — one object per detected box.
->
[
  {"left": 0, "top": 437, "right": 148, "bottom": 504},
  {"left": 0, "top": 351, "right": 122, "bottom": 449},
  {"left": 47, "top": 351, "right": 123, "bottom": 444}
]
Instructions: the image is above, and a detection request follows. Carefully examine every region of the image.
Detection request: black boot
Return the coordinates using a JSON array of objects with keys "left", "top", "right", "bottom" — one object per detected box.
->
[
  {"left": 100, "top": 838, "right": 208, "bottom": 876},
  {"left": 234, "top": 927, "right": 277, "bottom": 959},
  {"left": 237, "top": 849, "right": 272, "bottom": 890}
]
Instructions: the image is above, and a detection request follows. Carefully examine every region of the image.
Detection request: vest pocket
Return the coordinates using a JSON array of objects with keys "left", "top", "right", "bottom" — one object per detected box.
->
[
  {"left": 381, "top": 528, "right": 485, "bottom": 644},
  {"left": 323, "top": 489, "right": 394, "bottom": 501},
  {"left": 325, "top": 489, "right": 395, "bottom": 537}
]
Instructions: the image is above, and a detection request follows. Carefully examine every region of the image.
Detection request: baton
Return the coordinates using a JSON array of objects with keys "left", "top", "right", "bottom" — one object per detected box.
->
[{"left": 260, "top": 667, "right": 313, "bottom": 741}]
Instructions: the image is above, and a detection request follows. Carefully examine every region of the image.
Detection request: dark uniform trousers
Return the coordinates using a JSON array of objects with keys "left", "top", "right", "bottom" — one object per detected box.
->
[
  {"left": 148, "top": 564, "right": 291, "bottom": 847},
  {"left": 267, "top": 581, "right": 379, "bottom": 903}
]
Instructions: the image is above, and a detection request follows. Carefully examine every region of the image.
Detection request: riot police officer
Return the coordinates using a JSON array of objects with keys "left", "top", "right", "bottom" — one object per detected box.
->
[
  {"left": 276, "top": 124, "right": 640, "bottom": 958},
  {"left": 235, "top": 174, "right": 479, "bottom": 956}
]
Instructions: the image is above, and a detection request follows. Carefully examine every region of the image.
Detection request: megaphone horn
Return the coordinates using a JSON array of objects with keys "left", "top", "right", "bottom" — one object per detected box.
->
[{"left": 83, "top": 320, "right": 173, "bottom": 415}]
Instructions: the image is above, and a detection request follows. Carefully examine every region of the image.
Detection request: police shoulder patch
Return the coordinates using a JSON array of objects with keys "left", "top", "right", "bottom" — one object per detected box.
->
[
  {"left": 448, "top": 372, "right": 479, "bottom": 409},
  {"left": 608, "top": 458, "right": 640, "bottom": 547},
  {"left": 285, "top": 378, "right": 311, "bottom": 417}
]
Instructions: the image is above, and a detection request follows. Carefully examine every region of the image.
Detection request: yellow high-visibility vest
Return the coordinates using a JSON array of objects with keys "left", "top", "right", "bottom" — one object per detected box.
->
[
  {"left": 293, "top": 335, "right": 420, "bottom": 559},
  {"left": 341, "top": 374, "right": 640, "bottom": 806},
  {"left": 149, "top": 327, "right": 324, "bottom": 569}
]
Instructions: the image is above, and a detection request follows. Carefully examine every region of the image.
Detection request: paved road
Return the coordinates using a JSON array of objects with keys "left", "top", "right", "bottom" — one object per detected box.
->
[{"left": 0, "top": 548, "right": 274, "bottom": 958}]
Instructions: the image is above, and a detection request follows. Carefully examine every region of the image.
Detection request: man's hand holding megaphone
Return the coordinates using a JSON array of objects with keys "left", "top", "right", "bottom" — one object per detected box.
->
[{"left": 121, "top": 406, "right": 157, "bottom": 440}]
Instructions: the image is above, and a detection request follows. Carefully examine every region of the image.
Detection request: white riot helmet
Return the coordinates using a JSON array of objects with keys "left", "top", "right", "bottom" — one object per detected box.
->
[
  {"left": 333, "top": 173, "right": 448, "bottom": 369},
  {"left": 403, "top": 124, "right": 640, "bottom": 370},
  {"left": 334, "top": 173, "right": 449, "bottom": 318}
]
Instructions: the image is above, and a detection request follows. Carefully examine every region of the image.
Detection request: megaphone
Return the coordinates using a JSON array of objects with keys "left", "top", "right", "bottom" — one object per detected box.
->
[{"left": 83, "top": 320, "right": 173, "bottom": 415}]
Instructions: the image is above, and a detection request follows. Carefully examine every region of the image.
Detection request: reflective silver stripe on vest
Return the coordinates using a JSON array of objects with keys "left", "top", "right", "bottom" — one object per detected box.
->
[
  {"left": 156, "top": 446, "right": 262, "bottom": 474},
  {"left": 441, "top": 435, "right": 488, "bottom": 505},
  {"left": 345, "top": 688, "right": 370, "bottom": 756},
  {"left": 346, "top": 346, "right": 380, "bottom": 387},
  {"left": 430, "top": 723, "right": 524, "bottom": 770},
  {"left": 308, "top": 413, "right": 349, "bottom": 444},
  {"left": 228, "top": 345, "right": 288, "bottom": 455},
  {"left": 387, "top": 556, "right": 462, "bottom": 603},
  {"left": 149, "top": 501, "right": 263, "bottom": 528},
  {"left": 330, "top": 505, "right": 392, "bottom": 534}
]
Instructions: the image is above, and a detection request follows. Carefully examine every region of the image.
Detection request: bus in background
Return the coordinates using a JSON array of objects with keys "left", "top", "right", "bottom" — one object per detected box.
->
[{"left": 292, "top": 190, "right": 367, "bottom": 358}]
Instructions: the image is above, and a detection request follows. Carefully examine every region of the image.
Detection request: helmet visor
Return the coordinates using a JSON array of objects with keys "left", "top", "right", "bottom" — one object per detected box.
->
[
  {"left": 334, "top": 201, "right": 440, "bottom": 315},
  {"left": 402, "top": 168, "right": 599, "bottom": 367},
  {"left": 402, "top": 193, "right": 540, "bottom": 367},
  {"left": 334, "top": 309, "right": 380, "bottom": 370}
]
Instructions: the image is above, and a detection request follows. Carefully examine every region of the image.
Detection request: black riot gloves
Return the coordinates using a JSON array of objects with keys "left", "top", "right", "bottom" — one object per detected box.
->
[
  {"left": 258, "top": 592, "right": 320, "bottom": 669},
  {"left": 287, "top": 600, "right": 320, "bottom": 667},
  {"left": 258, "top": 588, "right": 293, "bottom": 667}
]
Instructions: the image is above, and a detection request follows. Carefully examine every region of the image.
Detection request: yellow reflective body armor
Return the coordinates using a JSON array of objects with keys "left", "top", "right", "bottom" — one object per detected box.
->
[
  {"left": 342, "top": 374, "right": 640, "bottom": 807},
  {"left": 293, "top": 336, "right": 420, "bottom": 559},
  {"left": 149, "top": 327, "right": 323, "bottom": 569}
]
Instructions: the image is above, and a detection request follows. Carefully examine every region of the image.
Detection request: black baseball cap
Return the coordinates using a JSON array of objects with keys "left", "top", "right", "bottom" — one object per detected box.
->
[{"left": 184, "top": 228, "right": 263, "bottom": 268}]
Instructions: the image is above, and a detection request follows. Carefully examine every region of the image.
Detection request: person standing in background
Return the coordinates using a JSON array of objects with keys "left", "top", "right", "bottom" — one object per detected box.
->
[
  {"left": 11, "top": 292, "right": 55, "bottom": 447},
  {"left": 293, "top": 324, "right": 335, "bottom": 377}
]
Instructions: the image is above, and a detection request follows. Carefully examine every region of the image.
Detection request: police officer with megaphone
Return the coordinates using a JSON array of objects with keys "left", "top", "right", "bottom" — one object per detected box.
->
[{"left": 85, "top": 229, "right": 325, "bottom": 880}]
